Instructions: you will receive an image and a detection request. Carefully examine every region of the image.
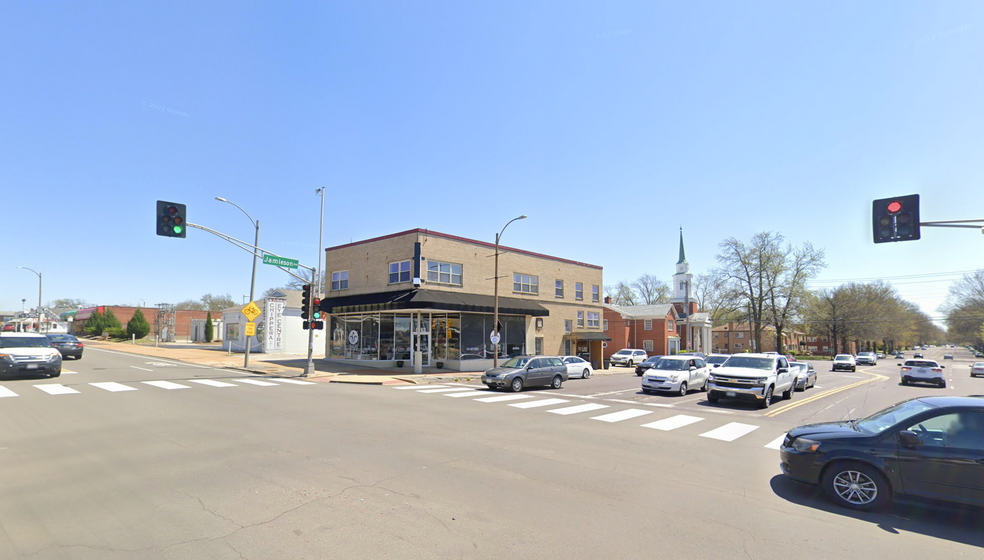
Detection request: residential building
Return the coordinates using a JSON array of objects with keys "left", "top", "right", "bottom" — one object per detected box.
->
[
  {"left": 320, "top": 228, "right": 608, "bottom": 371},
  {"left": 711, "top": 323, "right": 823, "bottom": 354}
]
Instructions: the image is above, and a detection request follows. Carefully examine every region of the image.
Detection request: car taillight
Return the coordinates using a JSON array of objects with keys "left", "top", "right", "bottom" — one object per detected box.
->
[
  {"left": 76, "top": 343, "right": 84, "bottom": 348},
  {"left": 931, "top": 368, "right": 943, "bottom": 372},
  {"left": 901, "top": 367, "right": 911, "bottom": 371}
]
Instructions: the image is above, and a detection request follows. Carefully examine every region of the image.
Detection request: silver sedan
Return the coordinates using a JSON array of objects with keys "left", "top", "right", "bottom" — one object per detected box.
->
[{"left": 791, "top": 362, "right": 817, "bottom": 391}]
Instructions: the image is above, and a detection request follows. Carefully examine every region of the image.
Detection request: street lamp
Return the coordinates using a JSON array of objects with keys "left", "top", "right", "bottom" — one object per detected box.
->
[
  {"left": 493, "top": 215, "right": 527, "bottom": 368},
  {"left": 16, "top": 266, "right": 42, "bottom": 333},
  {"left": 216, "top": 196, "right": 260, "bottom": 369}
]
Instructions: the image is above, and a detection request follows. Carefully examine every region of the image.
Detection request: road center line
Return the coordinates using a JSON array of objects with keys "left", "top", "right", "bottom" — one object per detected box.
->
[
  {"left": 130, "top": 366, "right": 154, "bottom": 372},
  {"left": 765, "top": 371, "right": 888, "bottom": 417}
]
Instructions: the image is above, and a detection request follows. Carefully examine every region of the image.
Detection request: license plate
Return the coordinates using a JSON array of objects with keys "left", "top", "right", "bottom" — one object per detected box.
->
[
  {"left": 726, "top": 391, "right": 736, "bottom": 397},
  {"left": 26, "top": 364, "right": 38, "bottom": 370}
]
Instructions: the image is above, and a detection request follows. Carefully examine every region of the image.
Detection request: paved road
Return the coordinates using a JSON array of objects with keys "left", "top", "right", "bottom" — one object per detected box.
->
[{"left": 1, "top": 346, "right": 981, "bottom": 559}]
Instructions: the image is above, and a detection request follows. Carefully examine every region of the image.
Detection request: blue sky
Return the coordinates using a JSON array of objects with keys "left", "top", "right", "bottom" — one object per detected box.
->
[{"left": 2, "top": 1, "right": 982, "bottom": 324}]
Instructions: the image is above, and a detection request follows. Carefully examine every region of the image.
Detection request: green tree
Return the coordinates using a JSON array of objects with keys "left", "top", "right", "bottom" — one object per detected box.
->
[
  {"left": 126, "top": 308, "right": 151, "bottom": 339},
  {"left": 84, "top": 309, "right": 105, "bottom": 336},
  {"left": 205, "top": 311, "right": 214, "bottom": 343},
  {"left": 102, "top": 308, "right": 123, "bottom": 331}
]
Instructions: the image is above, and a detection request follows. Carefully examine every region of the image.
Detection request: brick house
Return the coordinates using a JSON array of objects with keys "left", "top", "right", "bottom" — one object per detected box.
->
[
  {"left": 711, "top": 323, "right": 828, "bottom": 355},
  {"left": 602, "top": 302, "right": 681, "bottom": 357}
]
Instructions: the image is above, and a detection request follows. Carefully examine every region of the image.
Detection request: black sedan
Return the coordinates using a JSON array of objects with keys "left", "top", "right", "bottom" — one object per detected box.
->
[
  {"left": 45, "top": 333, "right": 84, "bottom": 359},
  {"left": 780, "top": 396, "right": 984, "bottom": 511},
  {"left": 634, "top": 355, "right": 664, "bottom": 376}
]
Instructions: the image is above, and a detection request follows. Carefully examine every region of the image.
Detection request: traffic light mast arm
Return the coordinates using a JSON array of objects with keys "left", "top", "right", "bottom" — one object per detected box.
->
[
  {"left": 185, "top": 222, "right": 316, "bottom": 283},
  {"left": 918, "top": 218, "right": 984, "bottom": 229}
]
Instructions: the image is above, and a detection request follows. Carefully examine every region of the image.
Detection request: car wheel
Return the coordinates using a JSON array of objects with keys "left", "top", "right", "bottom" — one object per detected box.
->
[
  {"left": 851, "top": 367, "right": 856, "bottom": 372},
  {"left": 636, "top": 371, "right": 643, "bottom": 376},
  {"left": 510, "top": 378, "right": 524, "bottom": 392},
  {"left": 822, "top": 462, "right": 890, "bottom": 511},
  {"left": 701, "top": 378, "right": 709, "bottom": 392},
  {"left": 485, "top": 383, "right": 496, "bottom": 390},
  {"left": 626, "top": 360, "right": 633, "bottom": 367},
  {"left": 50, "top": 369, "right": 61, "bottom": 378},
  {"left": 782, "top": 383, "right": 794, "bottom": 400},
  {"left": 582, "top": 368, "right": 590, "bottom": 379},
  {"left": 901, "top": 378, "right": 908, "bottom": 385},
  {"left": 707, "top": 391, "right": 719, "bottom": 403},
  {"left": 551, "top": 375, "right": 563, "bottom": 390},
  {"left": 759, "top": 386, "right": 774, "bottom": 409},
  {"left": 939, "top": 380, "right": 946, "bottom": 388},
  {"left": 678, "top": 382, "right": 688, "bottom": 396}
]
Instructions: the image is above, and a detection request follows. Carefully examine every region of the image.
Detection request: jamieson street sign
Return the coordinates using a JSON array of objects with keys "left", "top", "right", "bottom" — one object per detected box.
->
[{"left": 262, "top": 255, "right": 298, "bottom": 269}]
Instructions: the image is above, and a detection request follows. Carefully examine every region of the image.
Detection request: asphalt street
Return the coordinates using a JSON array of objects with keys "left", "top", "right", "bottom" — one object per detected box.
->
[{"left": 0, "top": 346, "right": 981, "bottom": 559}]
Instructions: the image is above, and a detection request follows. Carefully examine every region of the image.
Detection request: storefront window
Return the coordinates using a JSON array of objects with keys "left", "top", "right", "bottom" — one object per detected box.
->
[
  {"left": 505, "top": 316, "right": 525, "bottom": 357},
  {"left": 461, "top": 313, "right": 486, "bottom": 359},
  {"left": 362, "top": 315, "right": 379, "bottom": 360},
  {"left": 330, "top": 316, "right": 344, "bottom": 358},
  {"left": 344, "top": 316, "right": 361, "bottom": 359},
  {"left": 394, "top": 316, "right": 411, "bottom": 360},
  {"left": 447, "top": 314, "right": 460, "bottom": 359},
  {"left": 379, "top": 316, "right": 395, "bottom": 360},
  {"left": 431, "top": 314, "right": 447, "bottom": 361}
]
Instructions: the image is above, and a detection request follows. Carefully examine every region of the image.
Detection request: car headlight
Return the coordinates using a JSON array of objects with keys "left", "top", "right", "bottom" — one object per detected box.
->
[
  {"left": 708, "top": 374, "right": 717, "bottom": 381},
  {"left": 791, "top": 438, "right": 821, "bottom": 453},
  {"left": 755, "top": 377, "right": 769, "bottom": 383},
  {"left": 668, "top": 375, "right": 680, "bottom": 382},
  {"left": 48, "top": 353, "right": 61, "bottom": 362}
]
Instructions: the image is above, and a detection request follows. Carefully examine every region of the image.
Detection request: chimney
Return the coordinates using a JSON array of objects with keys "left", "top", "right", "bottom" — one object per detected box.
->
[{"left": 604, "top": 296, "right": 611, "bottom": 304}]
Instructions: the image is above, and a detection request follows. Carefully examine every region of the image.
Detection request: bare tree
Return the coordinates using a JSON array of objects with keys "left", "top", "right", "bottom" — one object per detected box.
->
[
  {"left": 604, "top": 282, "right": 638, "bottom": 306},
  {"left": 632, "top": 274, "right": 670, "bottom": 305},
  {"left": 692, "top": 272, "right": 743, "bottom": 323},
  {"left": 942, "top": 270, "right": 984, "bottom": 347},
  {"left": 200, "top": 293, "right": 236, "bottom": 311},
  {"left": 716, "top": 233, "right": 783, "bottom": 353},
  {"left": 765, "top": 241, "right": 826, "bottom": 353}
]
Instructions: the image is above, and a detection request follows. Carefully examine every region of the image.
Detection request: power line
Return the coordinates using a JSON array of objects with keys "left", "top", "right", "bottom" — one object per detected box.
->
[{"left": 810, "top": 269, "right": 979, "bottom": 283}]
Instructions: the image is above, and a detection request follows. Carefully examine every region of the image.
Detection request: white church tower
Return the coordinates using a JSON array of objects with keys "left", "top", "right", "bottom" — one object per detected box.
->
[{"left": 671, "top": 228, "right": 693, "bottom": 305}]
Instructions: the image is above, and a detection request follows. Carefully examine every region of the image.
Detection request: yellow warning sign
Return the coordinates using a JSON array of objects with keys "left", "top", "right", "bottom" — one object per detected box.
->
[
  {"left": 241, "top": 301, "right": 262, "bottom": 322},
  {"left": 245, "top": 322, "right": 257, "bottom": 337}
]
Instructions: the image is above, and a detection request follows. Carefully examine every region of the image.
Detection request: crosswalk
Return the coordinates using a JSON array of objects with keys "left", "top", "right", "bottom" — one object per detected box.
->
[
  {"left": 394, "top": 384, "right": 788, "bottom": 451},
  {"left": 0, "top": 377, "right": 317, "bottom": 399}
]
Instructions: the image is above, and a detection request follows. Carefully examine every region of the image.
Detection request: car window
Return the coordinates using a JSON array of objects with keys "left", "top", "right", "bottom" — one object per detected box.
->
[
  {"left": 778, "top": 357, "right": 788, "bottom": 368},
  {"left": 835, "top": 355, "right": 852, "bottom": 360},
  {"left": 904, "top": 361, "right": 938, "bottom": 368},
  {"left": 635, "top": 351, "right": 646, "bottom": 357},
  {"left": 655, "top": 359, "right": 687, "bottom": 371},
  {"left": 696, "top": 359, "right": 706, "bottom": 368},
  {"left": 526, "top": 359, "right": 540, "bottom": 368},
  {"left": 547, "top": 358, "right": 564, "bottom": 367},
  {"left": 904, "top": 412, "right": 984, "bottom": 450},
  {"left": 502, "top": 357, "right": 530, "bottom": 368}
]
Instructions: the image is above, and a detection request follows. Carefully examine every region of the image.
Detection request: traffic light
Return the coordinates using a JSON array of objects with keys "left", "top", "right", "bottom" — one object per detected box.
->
[
  {"left": 311, "top": 320, "right": 324, "bottom": 330},
  {"left": 301, "top": 284, "right": 311, "bottom": 327},
  {"left": 156, "top": 201, "right": 187, "bottom": 238},
  {"left": 872, "top": 195, "right": 920, "bottom": 243}
]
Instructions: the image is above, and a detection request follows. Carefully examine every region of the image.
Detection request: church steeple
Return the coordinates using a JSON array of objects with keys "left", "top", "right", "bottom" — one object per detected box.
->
[
  {"left": 677, "top": 227, "right": 687, "bottom": 265},
  {"left": 672, "top": 227, "right": 693, "bottom": 304}
]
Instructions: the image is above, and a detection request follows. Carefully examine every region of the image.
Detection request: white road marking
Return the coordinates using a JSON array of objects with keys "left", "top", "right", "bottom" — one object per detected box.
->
[
  {"left": 444, "top": 390, "right": 487, "bottom": 398},
  {"left": 417, "top": 387, "right": 477, "bottom": 393},
  {"left": 591, "top": 409, "right": 654, "bottom": 423},
  {"left": 235, "top": 378, "right": 279, "bottom": 386},
  {"left": 393, "top": 384, "right": 448, "bottom": 390},
  {"left": 700, "top": 422, "right": 760, "bottom": 442},
  {"left": 587, "top": 388, "right": 642, "bottom": 397},
  {"left": 269, "top": 378, "right": 316, "bottom": 385},
  {"left": 0, "top": 387, "right": 19, "bottom": 398},
  {"left": 765, "top": 434, "right": 787, "bottom": 450},
  {"left": 642, "top": 414, "right": 704, "bottom": 431},
  {"left": 474, "top": 394, "right": 535, "bottom": 403},
  {"left": 607, "top": 399, "right": 676, "bottom": 408},
  {"left": 190, "top": 379, "right": 238, "bottom": 388},
  {"left": 548, "top": 403, "right": 610, "bottom": 415},
  {"left": 90, "top": 382, "right": 138, "bottom": 392},
  {"left": 509, "top": 398, "right": 569, "bottom": 409},
  {"left": 61, "top": 370, "right": 77, "bottom": 375},
  {"left": 35, "top": 384, "right": 80, "bottom": 395},
  {"left": 130, "top": 366, "right": 154, "bottom": 372},
  {"left": 145, "top": 362, "right": 177, "bottom": 367},
  {"left": 142, "top": 381, "right": 190, "bottom": 390}
]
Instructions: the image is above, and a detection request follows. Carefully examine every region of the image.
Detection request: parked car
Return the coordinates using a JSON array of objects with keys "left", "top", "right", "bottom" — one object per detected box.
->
[
  {"left": 791, "top": 362, "right": 817, "bottom": 391},
  {"left": 899, "top": 359, "right": 946, "bottom": 387},
  {"left": 45, "top": 333, "right": 84, "bottom": 360},
  {"left": 706, "top": 353, "right": 796, "bottom": 409},
  {"left": 832, "top": 354, "right": 857, "bottom": 372},
  {"left": 856, "top": 352, "right": 877, "bottom": 366},
  {"left": 610, "top": 348, "right": 647, "bottom": 367},
  {"left": 780, "top": 396, "right": 984, "bottom": 511},
  {"left": 634, "top": 355, "right": 664, "bottom": 376},
  {"left": 943, "top": 354, "right": 953, "bottom": 360},
  {"left": 971, "top": 362, "right": 984, "bottom": 377},
  {"left": 482, "top": 356, "right": 568, "bottom": 392},
  {"left": 705, "top": 354, "right": 730, "bottom": 368},
  {"left": 0, "top": 333, "right": 62, "bottom": 378},
  {"left": 641, "top": 356, "right": 711, "bottom": 396},
  {"left": 561, "top": 355, "right": 593, "bottom": 379}
]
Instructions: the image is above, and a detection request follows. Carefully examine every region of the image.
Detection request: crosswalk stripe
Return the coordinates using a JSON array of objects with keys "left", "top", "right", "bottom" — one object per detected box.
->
[
  {"left": 765, "top": 434, "right": 787, "bottom": 450},
  {"left": 190, "top": 380, "right": 238, "bottom": 388},
  {"left": 444, "top": 390, "right": 487, "bottom": 398},
  {"left": 509, "top": 398, "right": 569, "bottom": 409},
  {"left": 0, "top": 386, "right": 19, "bottom": 398},
  {"left": 474, "top": 394, "right": 535, "bottom": 403},
  {"left": 700, "top": 422, "right": 759, "bottom": 442},
  {"left": 417, "top": 387, "right": 477, "bottom": 393},
  {"left": 393, "top": 384, "right": 448, "bottom": 390},
  {"left": 142, "top": 381, "right": 191, "bottom": 390},
  {"left": 235, "top": 379, "right": 280, "bottom": 387},
  {"left": 641, "top": 414, "right": 704, "bottom": 431},
  {"left": 90, "top": 382, "right": 138, "bottom": 392},
  {"left": 269, "top": 378, "right": 316, "bottom": 385},
  {"left": 548, "top": 403, "right": 609, "bottom": 415},
  {"left": 591, "top": 409, "right": 654, "bottom": 423},
  {"left": 35, "top": 384, "right": 80, "bottom": 395},
  {"left": 61, "top": 370, "right": 78, "bottom": 375}
]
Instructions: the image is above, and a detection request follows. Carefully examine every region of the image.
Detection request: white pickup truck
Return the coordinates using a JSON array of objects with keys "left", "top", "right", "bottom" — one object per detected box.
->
[{"left": 706, "top": 353, "right": 796, "bottom": 409}]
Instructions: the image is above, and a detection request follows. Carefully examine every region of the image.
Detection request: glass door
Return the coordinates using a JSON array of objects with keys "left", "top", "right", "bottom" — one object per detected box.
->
[{"left": 413, "top": 314, "right": 430, "bottom": 367}]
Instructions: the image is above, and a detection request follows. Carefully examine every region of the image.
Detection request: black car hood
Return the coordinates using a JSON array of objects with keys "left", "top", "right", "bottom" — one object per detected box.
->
[{"left": 787, "top": 420, "right": 870, "bottom": 440}]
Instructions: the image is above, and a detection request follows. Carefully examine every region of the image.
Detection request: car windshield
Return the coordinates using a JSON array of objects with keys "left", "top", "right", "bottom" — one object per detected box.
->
[
  {"left": 834, "top": 355, "right": 852, "bottom": 361},
  {"left": 614, "top": 350, "right": 632, "bottom": 356},
  {"left": 855, "top": 399, "right": 937, "bottom": 434},
  {"left": 721, "top": 356, "right": 773, "bottom": 370},
  {"left": 0, "top": 336, "right": 53, "bottom": 348},
  {"left": 654, "top": 359, "right": 688, "bottom": 371},
  {"left": 706, "top": 356, "right": 728, "bottom": 364},
  {"left": 500, "top": 357, "right": 531, "bottom": 369}
]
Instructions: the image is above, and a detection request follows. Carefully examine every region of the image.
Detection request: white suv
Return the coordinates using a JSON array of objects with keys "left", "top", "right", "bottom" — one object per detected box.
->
[
  {"left": 0, "top": 333, "right": 63, "bottom": 378},
  {"left": 610, "top": 349, "right": 648, "bottom": 367}
]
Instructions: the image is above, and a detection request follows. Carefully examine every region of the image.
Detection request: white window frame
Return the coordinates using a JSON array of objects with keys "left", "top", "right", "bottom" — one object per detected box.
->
[
  {"left": 592, "top": 285, "right": 599, "bottom": 302},
  {"left": 735, "top": 343, "right": 742, "bottom": 350},
  {"left": 577, "top": 311, "right": 584, "bottom": 328},
  {"left": 564, "top": 319, "right": 572, "bottom": 333},
  {"left": 644, "top": 319, "right": 653, "bottom": 331},
  {"left": 587, "top": 312, "right": 600, "bottom": 328},
  {"left": 603, "top": 319, "right": 609, "bottom": 332},
  {"left": 513, "top": 273, "right": 538, "bottom": 294},
  {"left": 388, "top": 260, "right": 411, "bottom": 284},
  {"left": 735, "top": 332, "right": 744, "bottom": 339},
  {"left": 575, "top": 282, "right": 583, "bottom": 301},
  {"left": 643, "top": 340, "right": 654, "bottom": 352},
  {"left": 555, "top": 279, "right": 564, "bottom": 298},
  {"left": 426, "top": 260, "right": 462, "bottom": 286},
  {"left": 331, "top": 270, "right": 349, "bottom": 291}
]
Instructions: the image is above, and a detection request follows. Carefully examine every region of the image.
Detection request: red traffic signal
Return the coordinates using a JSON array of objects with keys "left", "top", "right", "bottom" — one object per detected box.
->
[{"left": 873, "top": 195, "right": 920, "bottom": 243}]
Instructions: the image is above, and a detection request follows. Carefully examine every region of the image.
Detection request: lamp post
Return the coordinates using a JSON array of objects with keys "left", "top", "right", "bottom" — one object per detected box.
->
[
  {"left": 16, "top": 266, "right": 42, "bottom": 333},
  {"left": 216, "top": 197, "right": 260, "bottom": 369},
  {"left": 493, "top": 215, "right": 527, "bottom": 368}
]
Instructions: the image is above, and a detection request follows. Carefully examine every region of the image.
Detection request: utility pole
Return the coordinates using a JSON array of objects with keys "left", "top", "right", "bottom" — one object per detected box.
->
[{"left": 303, "top": 188, "right": 326, "bottom": 377}]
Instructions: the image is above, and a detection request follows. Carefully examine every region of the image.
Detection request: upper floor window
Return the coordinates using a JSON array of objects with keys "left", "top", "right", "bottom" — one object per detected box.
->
[
  {"left": 427, "top": 260, "right": 462, "bottom": 285},
  {"left": 555, "top": 279, "right": 564, "bottom": 298},
  {"left": 735, "top": 332, "right": 744, "bottom": 339},
  {"left": 514, "top": 273, "right": 538, "bottom": 294},
  {"left": 587, "top": 312, "right": 600, "bottom": 328},
  {"left": 389, "top": 260, "right": 411, "bottom": 284},
  {"left": 575, "top": 282, "right": 583, "bottom": 300},
  {"left": 592, "top": 285, "right": 599, "bottom": 302},
  {"left": 331, "top": 270, "right": 349, "bottom": 291},
  {"left": 564, "top": 320, "right": 572, "bottom": 333},
  {"left": 668, "top": 320, "right": 674, "bottom": 331},
  {"left": 603, "top": 319, "right": 609, "bottom": 331},
  {"left": 644, "top": 319, "right": 653, "bottom": 331},
  {"left": 577, "top": 311, "right": 584, "bottom": 328}
]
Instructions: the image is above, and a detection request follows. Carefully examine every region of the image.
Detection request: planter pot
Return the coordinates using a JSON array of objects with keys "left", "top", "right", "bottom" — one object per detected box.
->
[
  {"left": 396, "top": 360, "right": 404, "bottom": 367},
  {"left": 436, "top": 362, "right": 444, "bottom": 369}
]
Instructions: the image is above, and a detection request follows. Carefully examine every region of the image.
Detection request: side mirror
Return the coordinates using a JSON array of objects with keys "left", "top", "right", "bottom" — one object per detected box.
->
[
  {"left": 689, "top": 366, "right": 697, "bottom": 371},
  {"left": 941, "top": 365, "right": 946, "bottom": 369},
  {"left": 778, "top": 367, "right": 788, "bottom": 373},
  {"left": 713, "top": 364, "right": 720, "bottom": 368},
  {"left": 898, "top": 430, "right": 921, "bottom": 447}
]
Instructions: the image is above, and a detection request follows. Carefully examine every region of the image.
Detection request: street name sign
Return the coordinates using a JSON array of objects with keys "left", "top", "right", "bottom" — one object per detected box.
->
[
  {"left": 262, "top": 255, "right": 299, "bottom": 269},
  {"left": 241, "top": 302, "right": 262, "bottom": 321}
]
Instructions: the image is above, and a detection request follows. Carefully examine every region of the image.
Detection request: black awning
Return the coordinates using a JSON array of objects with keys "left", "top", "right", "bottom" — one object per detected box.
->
[
  {"left": 568, "top": 331, "right": 612, "bottom": 341},
  {"left": 321, "top": 289, "right": 549, "bottom": 317}
]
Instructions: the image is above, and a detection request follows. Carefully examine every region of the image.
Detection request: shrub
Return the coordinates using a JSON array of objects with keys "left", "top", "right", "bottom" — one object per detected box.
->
[
  {"left": 106, "top": 327, "right": 128, "bottom": 339},
  {"left": 204, "top": 312, "right": 214, "bottom": 343},
  {"left": 126, "top": 308, "right": 151, "bottom": 339}
]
